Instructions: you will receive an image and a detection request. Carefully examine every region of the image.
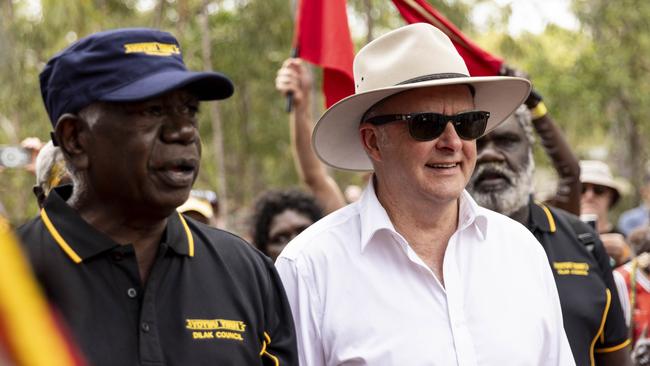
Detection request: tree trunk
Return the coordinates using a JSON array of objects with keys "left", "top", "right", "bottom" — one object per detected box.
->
[
  {"left": 177, "top": 0, "right": 189, "bottom": 35},
  {"left": 153, "top": 0, "right": 166, "bottom": 28},
  {"left": 199, "top": 0, "right": 229, "bottom": 228},
  {"left": 364, "top": 0, "right": 374, "bottom": 43},
  {"left": 616, "top": 93, "right": 645, "bottom": 204}
]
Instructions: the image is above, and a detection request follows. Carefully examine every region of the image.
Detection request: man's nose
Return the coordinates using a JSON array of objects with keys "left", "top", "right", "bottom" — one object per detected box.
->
[
  {"left": 161, "top": 113, "right": 197, "bottom": 144},
  {"left": 435, "top": 122, "right": 462, "bottom": 151},
  {"left": 476, "top": 140, "right": 504, "bottom": 163}
]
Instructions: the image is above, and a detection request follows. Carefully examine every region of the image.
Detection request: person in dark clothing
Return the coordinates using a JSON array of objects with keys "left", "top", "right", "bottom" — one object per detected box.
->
[
  {"left": 18, "top": 28, "right": 297, "bottom": 366},
  {"left": 467, "top": 100, "right": 631, "bottom": 366}
]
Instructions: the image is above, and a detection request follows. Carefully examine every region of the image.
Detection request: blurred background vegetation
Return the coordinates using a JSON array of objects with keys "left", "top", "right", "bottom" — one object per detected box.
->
[{"left": 1, "top": 0, "right": 648, "bottom": 235}]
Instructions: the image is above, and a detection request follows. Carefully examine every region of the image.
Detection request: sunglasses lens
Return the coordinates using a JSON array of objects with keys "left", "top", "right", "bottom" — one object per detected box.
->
[
  {"left": 582, "top": 184, "right": 608, "bottom": 195},
  {"left": 408, "top": 114, "right": 447, "bottom": 141},
  {"left": 408, "top": 112, "right": 489, "bottom": 141},
  {"left": 455, "top": 112, "right": 488, "bottom": 140}
]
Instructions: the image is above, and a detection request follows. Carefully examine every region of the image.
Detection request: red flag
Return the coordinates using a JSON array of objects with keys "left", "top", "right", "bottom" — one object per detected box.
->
[
  {"left": 294, "top": 0, "right": 355, "bottom": 107},
  {"left": 391, "top": 0, "right": 503, "bottom": 76},
  {"left": 0, "top": 217, "right": 86, "bottom": 365}
]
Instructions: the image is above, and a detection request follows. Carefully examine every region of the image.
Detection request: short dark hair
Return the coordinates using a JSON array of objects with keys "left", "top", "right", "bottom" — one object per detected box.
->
[{"left": 250, "top": 189, "right": 323, "bottom": 254}]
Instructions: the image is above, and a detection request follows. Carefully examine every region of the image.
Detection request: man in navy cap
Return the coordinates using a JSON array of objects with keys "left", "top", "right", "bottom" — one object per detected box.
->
[{"left": 18, "top": 28, "right": 297, "bottom": 366}]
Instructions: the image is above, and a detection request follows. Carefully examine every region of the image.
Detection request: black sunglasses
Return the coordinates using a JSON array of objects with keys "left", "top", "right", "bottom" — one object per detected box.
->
[
  {"left": 364, "top": 110, "right": 490, "bottom": 141},
  {"left": 581, "top": 184, "right": 608, "bottom": 196}
]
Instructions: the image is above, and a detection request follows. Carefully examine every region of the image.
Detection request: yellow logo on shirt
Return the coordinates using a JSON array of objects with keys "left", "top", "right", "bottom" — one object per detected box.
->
[
  {"left": 553, "top": 261, "right": 589, "bottom": 276},
  {"left": 185, "top": 318, "right": 246, "bottom": 342},
  {"left": 124, "top": 42, "right": 180, "bottom": 56}
]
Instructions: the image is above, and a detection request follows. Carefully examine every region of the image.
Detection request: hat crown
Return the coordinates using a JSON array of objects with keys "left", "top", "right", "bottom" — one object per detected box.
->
[
  {"left": 353, "top": 23, "right": 469, "bottom": 93},
  {"left": 579, "top": 160, "right": 624, "bottom": 195},
  {"left": 580, "top": 160, "right": 614, "bottom": 180},
  {"left": 40, "top": 28, "right": 233, "bottom": 127}
]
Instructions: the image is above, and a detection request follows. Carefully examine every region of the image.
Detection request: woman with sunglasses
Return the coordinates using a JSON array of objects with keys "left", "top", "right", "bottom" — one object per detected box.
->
[{"left": 580, "top": 160, "right": 631, "bottom": 266}]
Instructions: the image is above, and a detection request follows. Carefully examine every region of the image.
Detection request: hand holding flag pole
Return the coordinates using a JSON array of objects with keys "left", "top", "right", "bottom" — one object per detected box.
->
[{"left": 285, "top": 46, "right": 300, "bottom": 112}]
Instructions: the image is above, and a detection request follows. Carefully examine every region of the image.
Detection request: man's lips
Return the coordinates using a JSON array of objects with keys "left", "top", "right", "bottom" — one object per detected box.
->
[
  {"left": 153, "top": 159, "right": 198, "bottom": 188},
  {"left": 474, "top": 169, "right": 512, "bottom": 191},
  {"left": 425, "top": 162, "right": 460, "bottom": 169}
]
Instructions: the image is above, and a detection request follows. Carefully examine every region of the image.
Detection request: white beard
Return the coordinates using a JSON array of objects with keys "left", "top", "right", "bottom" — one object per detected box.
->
[{"left": 468, "top": 151, "right": 535, "bottom": 216}]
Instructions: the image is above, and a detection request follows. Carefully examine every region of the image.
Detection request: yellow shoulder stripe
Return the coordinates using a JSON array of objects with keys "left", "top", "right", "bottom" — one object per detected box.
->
[
  {"left": 40, "top": 208, "right": 82, "bottom": 264},
  {"left": 178, "top": 212, "right": 195, "bottom": 257},
  {"left": 594, "top": 338, "right": 631, "bottom": 353},
  {"left": 260, "top": 331, "right": 280, "bottom": 366},
  {"left": 534, "top": 201, "right": 556, "bottom": 233},
  {"left": 589, "top": 289, "right": 612, "bottom": 365}
]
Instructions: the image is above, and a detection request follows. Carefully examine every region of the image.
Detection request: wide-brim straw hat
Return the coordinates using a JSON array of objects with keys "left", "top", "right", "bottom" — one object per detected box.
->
[
  {"left": 580, "top": 160, "right": 627, "bottom": 201},
  {"left": 312, "top": 23, "right": 531, "bottom": 171}
]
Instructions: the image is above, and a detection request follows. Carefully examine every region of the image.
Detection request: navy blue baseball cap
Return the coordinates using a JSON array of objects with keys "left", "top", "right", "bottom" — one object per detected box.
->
[{"left": 40, "top": 28, "right": 234, "bottom": 126}]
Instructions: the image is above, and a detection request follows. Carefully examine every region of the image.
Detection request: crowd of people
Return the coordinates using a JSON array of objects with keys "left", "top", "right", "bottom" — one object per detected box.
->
[{"left": 2, "top": 22, "right": 650, "bottom": 366}]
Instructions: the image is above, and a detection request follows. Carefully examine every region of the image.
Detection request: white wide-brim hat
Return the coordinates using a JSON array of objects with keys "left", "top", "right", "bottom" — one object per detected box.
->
[
  {"left": 580, "top": 160, "right": 626, "bottom": 197},
  {"left": 313, "top": 23, "right": 531, "bottom": 171}
]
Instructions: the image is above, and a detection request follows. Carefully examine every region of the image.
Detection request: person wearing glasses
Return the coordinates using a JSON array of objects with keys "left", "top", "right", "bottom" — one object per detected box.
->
[
  {"left": 581, "top": 160, "right": 632, "bottom": 266},
  {"left": 467, "top": 106, "right": 631, "bottom": 365},
  {"left": 275, "top": 23, "right": 574, "bottom": 365}
]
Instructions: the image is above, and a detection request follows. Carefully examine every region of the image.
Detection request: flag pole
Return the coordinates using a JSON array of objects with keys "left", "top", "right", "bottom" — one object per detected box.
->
[
  {"left": 286, "top": 46, "right": 300, "bottom": 112},
  {"left": 286, "top": 0, "right": 300, "bottom": 112}
]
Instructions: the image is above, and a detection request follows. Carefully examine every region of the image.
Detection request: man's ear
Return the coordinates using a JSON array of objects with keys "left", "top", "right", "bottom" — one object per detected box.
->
[
  {"left": 54, "top": 113, "right": 89, "bottom": 171},
  {"left": 359, "top": 123, "right": 383, "bottom": 163}
]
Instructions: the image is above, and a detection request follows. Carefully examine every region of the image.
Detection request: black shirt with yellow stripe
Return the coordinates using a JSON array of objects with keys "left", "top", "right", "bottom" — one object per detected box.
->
[
  {"left": 529, "top": 200, "right": 629, "bottom": 365},
  {"left": 17, "top": 186, "right": 297, "bottom": 366}
]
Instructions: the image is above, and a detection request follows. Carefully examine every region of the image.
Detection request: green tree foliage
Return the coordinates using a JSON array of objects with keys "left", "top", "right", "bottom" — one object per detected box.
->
[
  {"left": 5, "top": 0, "right": 646, "bottom": 230},
  {"left": 572, "top": 0, "right": 650, "bottom": 198}
]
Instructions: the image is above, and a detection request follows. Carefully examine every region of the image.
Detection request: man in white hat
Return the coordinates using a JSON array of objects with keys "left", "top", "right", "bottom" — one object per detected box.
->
[{"left": 275, "top": 23, "right": 574, "bottom": 365}]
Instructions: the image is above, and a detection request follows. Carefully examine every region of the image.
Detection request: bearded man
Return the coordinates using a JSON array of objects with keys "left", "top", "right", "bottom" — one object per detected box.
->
[{"left": 467, "top": 105, "right": 631, "bottom": 366}]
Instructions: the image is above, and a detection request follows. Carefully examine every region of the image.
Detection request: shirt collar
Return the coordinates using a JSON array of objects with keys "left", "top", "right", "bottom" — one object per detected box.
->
[
  {"left": 528, "top": 198, "right": 557, "bottom": 234},
  {"left": 41, "top": 186, "right": 194, "bottom": 264},
  {"left": 358, "top": 178, "right": 488, "bottom": 253},
  {"left": 359, "top": 179, "right": 398, "bottom": 253}
]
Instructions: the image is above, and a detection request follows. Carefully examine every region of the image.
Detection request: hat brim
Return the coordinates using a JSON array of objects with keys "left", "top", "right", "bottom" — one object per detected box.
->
[
  {"left": 100, "top": 70, "right": 234, "bottom": 102},
  {"left": 580, "top": 174, "right": 623, "bottom": 196},
  {"left": 313, "top": 76, "right": 531, "bottom": 171}
]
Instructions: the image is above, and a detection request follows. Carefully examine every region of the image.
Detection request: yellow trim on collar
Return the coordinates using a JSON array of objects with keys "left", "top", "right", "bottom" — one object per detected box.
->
[
  {"left": 40, "top": 208, "right": 82, "bottom": 264},
  {"left": 534, "top": 201, "right": 556, "bottom": 233},
  {"left": 589, "top": 289, "right": 612, "bottom": 366},
  {"left": 178, "top": 212, "right": 195, "bottom": 257}
]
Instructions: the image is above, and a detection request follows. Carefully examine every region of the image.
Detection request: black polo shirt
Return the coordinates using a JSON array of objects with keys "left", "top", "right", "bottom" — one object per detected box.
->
[
  {"left": 18, "top": 186, "right": 297, "bottom": 366},
  {"left": 528, "top": 200, "right": 629, "bottom": 365}
]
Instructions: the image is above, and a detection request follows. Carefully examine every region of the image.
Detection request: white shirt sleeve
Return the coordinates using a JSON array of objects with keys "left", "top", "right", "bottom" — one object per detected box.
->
[
  {"left": 275, "top": 257, "right": 326, "bottom": 366},
  {"left": 612, "top": 270, "right": 631, "bottom": 326}
]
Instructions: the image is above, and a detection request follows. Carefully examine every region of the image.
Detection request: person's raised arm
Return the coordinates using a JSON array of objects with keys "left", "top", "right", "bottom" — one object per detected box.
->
[
  {"left": 275, "top": 58, "right": 346, "bottom": 214},
  {"left": 502, "top": 66, "right": 581, "bottom": 215}
]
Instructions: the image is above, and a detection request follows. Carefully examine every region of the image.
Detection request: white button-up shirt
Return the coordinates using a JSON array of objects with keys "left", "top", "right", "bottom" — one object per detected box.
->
[{"left": 276, "top": 182, "right": 575, "bottom": 366}]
